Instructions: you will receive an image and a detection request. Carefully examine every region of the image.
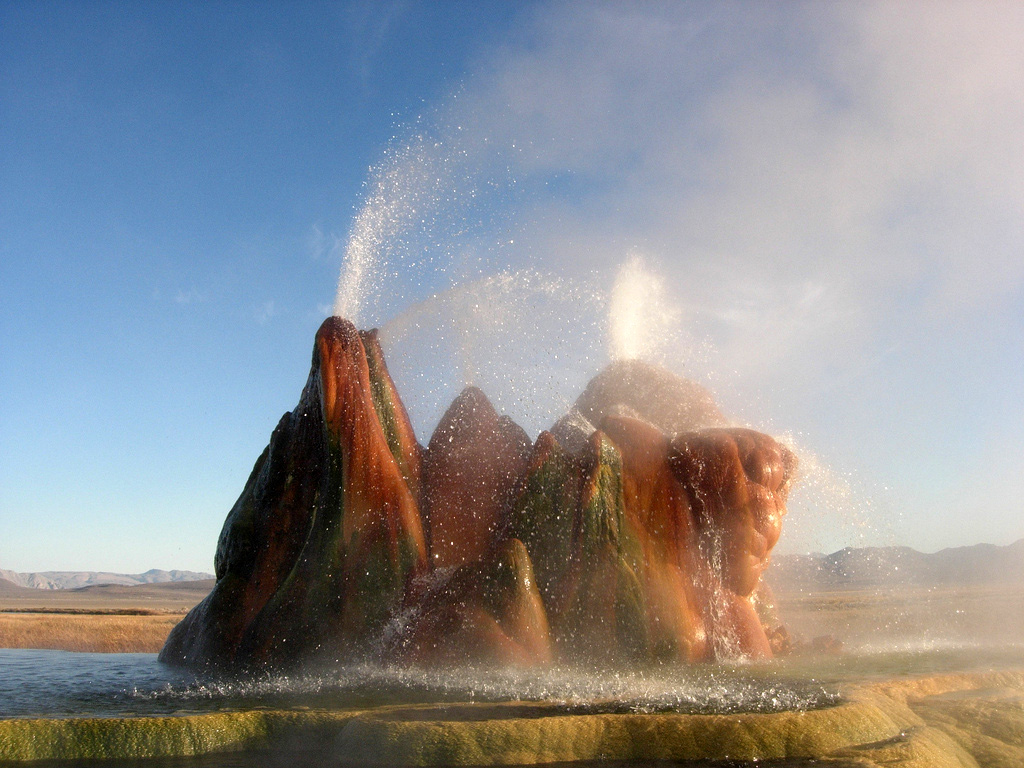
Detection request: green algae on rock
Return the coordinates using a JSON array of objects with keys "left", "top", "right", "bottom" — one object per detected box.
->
[{"left": 160, "top": 318, "right": 428, "bottom": 672}]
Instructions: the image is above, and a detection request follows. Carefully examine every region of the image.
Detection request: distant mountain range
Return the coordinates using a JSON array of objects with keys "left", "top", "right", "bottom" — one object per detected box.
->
[
  {"left": 4, "top": 539, "right": 1022, "bottom": 593},
  {"left": 767, "top": 539, "right": 1024, "bottom": 592},
  {"left": 0, "top": 568, "right": 214, "bottom": 591}
]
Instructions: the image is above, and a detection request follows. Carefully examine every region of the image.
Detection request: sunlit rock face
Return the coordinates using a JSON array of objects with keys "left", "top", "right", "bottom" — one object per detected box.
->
[
  {"left": 161, "top": 319, "right": 796, "bottom": 672},
  {"left": 670, "top": 428, "right": 797, "bottom": 659},
  {"left": 598, "top": 416, "right": 708, "bottom": 662},
  {"left": 360, "top": 328, "right": 424, "bottom": 502}
]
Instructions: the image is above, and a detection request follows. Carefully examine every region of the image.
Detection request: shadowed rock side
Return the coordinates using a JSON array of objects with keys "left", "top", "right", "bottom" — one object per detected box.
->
[
  {"left": 551, "top": 430, "right": 650, "bottom": 663},
  {"left": 506, "top": 430, "right": 640, "bottom": 663},
  {"left": 160, "top": 318, "right": 427, "bottom": 671},
  {"left": 387, "top": 538, "right": 552, "bottom": 666},
  {"left": 506, "top": 431, "right": 583, "bottom": 611},
  {"left": 422, "top": 387, "right": 531, "bottom": 569},
  {"left": 162, "top": 318, "right": 796, "bottom": 671}
]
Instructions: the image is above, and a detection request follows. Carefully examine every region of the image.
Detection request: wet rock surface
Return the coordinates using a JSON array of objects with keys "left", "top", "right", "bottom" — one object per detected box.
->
[{"left": 161, "top": 318, "right": 797, "bottom": 672}]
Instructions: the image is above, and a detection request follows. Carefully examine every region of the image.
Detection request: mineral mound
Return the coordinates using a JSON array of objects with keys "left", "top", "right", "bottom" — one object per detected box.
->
[{"left": 161, "top": 317, "right": 796, "bottom": 672}]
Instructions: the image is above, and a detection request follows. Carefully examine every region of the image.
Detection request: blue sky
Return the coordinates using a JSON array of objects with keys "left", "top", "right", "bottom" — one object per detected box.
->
[{"left": 2, "top": 1, "right": 1022, "bottom": 573}]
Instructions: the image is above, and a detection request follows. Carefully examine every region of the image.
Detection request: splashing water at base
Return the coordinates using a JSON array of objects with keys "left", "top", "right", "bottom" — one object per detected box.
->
[
  {"left": 6, "top": 638, "right": 1024, "bottom": 721},
  {"left": 0, "top": 650, "right": 843, "bottom": 720}
]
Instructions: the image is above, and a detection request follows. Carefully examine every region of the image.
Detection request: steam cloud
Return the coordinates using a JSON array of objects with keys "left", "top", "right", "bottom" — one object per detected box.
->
[{"left": 333, "top": 1, "right": 1024, "bottom": 552}]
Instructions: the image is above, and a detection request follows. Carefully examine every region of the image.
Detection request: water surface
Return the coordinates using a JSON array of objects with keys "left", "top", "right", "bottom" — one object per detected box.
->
[{"left": 4, "top": 639, "right": 1022, "bottom": 721}]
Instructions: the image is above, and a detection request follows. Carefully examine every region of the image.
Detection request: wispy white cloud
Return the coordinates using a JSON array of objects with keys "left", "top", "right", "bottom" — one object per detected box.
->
[
  {"left": 307, "top": 222, "right": 346, "bottom": 263},
  {"left": 174, "top": 287, "right": 207, "bottom": 305},
  {"left": 344, "top": 0, "right": 413, "bottom": 88},
  {"left": 255, "top": 299, "right": 277, "bottom": 325},
  {"left": 307, "top": 223, "right": 328, "bottom": 261}
]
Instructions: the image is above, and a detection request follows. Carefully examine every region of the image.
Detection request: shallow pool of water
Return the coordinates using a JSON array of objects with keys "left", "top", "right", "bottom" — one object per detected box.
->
[
  {"left": 3, "top": 638, "right": 1022, "bottom": 721},
  {"left": 0, "top": 649, "right": 837, "bottom": 719}
]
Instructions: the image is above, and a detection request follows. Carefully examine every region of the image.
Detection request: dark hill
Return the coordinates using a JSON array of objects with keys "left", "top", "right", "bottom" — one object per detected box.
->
[{"left": 0, "top": 568, "right": 213, "bottom": 590}]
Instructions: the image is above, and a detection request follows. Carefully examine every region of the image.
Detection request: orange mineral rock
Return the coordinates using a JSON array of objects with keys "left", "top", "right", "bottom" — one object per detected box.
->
[
  {"left": 669, "top": 428, "right": 797, "bottom": 660},
  {"left": 600, "top": 415, "right": 708, "bottom": 662},
  {"left": 360, "top": 328, "right": 424, "bottom": 500},
  {"left": 161, "top": 318, "right": 427, "bottom": 671}
]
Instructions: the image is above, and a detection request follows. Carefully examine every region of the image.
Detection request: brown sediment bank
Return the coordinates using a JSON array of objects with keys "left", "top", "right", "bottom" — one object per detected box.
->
[
  {"left": 773, "top": 583, "right": 1024, "bottom": 651},
  {"left": 0, "top": 578, "right": 214, "bottom": 613}
]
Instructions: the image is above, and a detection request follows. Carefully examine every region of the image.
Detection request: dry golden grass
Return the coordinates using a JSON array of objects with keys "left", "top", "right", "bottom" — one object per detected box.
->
[{"left": 0, "top": 612, "right": 183, "bottom": 653}]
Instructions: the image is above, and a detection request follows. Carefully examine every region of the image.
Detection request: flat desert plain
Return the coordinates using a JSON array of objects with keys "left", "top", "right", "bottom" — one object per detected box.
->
[
  {"left": 3, "top": 575, "right": 1024, "bottom": 656},
  {"left": 0, "top": 578, "right": 213, "bottom": 653},
  {"left": 775, "top": 582, "right": 1024, "bottom": 651}
]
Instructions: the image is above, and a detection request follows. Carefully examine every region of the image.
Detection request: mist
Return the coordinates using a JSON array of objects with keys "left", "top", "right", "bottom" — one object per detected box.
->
[{"left": 329, "top": 1, "right": 1024, "bottom": 555}]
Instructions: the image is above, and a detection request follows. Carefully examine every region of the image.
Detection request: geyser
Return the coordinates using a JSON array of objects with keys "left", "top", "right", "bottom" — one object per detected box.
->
[{"left": 160, "top": 315, "right": 797, "bottom": 672}]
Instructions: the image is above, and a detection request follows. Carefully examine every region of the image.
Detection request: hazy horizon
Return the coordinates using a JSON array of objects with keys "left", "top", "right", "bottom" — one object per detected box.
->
[{"left": 5, "top": 536, "right": 1024, "bottom": 580}]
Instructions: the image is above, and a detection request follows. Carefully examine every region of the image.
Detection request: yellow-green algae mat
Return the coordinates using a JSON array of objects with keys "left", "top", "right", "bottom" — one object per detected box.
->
[{"left": 1, "top": 671, "right": 1023, "bottom": 767}]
